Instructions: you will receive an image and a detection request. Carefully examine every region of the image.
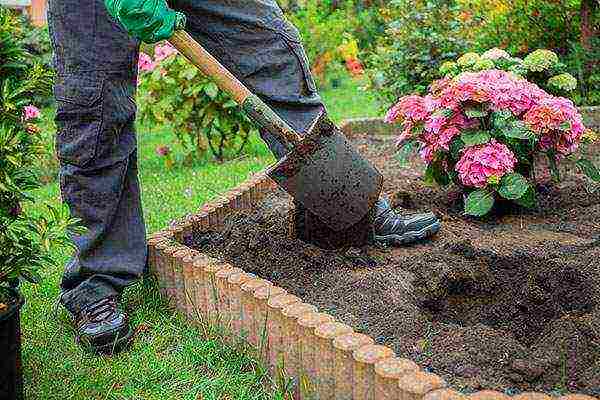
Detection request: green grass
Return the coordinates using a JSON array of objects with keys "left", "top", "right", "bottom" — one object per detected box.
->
[{"left": 22, "top": 76, "right": 379, "bottom": 399}]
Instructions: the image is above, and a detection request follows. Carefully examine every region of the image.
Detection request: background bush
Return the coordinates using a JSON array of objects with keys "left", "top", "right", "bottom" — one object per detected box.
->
[
  {"left": 0, "top": 8, "right": 79, "bottom": 286},
  {"left": 365, "top": 0, "right": 471, "bottom": 109},
  {"left": 287, "top": 0, "right": 384, "bottom": 89},
  {"left": 457, "top": 0, "right": 599, "bottom": 105},
  {"left": 137, "top": 44, "right": 258, "bottom": 164}
]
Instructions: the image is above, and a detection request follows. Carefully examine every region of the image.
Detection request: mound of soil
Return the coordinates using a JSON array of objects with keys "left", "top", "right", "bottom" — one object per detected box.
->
[{"left": 185, "top": 134, "right": 600, "bottom": 396}]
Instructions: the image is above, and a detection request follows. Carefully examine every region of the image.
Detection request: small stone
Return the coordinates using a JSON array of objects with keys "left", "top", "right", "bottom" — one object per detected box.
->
[{"left": 510, "top": 359, "right": 544, "bottom": 382}]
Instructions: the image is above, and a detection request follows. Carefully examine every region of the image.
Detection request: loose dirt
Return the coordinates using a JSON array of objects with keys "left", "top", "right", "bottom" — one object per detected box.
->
[{"left": 185, "top": 134, "right": 600, "bottom": 396}]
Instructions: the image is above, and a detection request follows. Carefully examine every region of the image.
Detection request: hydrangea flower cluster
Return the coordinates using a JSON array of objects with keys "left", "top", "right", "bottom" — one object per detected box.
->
[
  {"left": 481, "top": 48, "right": 510, "bottom": 61},
  {"left": 23, "top": 105, "right": 41, "bottom": 121},
  {"left": 386, "top": 68, "right": 594, "bottom": 216},
  {"left": 523, "top": 49, "right": 559, "bottom": 72},
  {"left": 137, "top": 42, "right": 178, "bottom": 74},
  {"left": 455, "top": 140, "right": 517, "bottom": 188},
  {"left": 439, "top": 48, "right": 577, "bottom": 100}
]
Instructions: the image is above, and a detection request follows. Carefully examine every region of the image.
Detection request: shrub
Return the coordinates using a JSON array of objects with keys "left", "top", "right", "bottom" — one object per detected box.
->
[
  {"left": 439, "top": 48, "right": 579, "bottom": 100},
  {"left": 12, "top": 14, "right": 54, "bottom": 108},
  {"left": 457, "top": 0, "right": 599, "bottom": 105},
  {"left": 365, "top": 0, "right": 471, "bottom": 109},
  {"left": 0, "top": 9, "right": 81, "bottom": 286},
  {"left": 386, "top": 69, "right": 599, "bottom": 216},
  {"left": 287, "top": 0, "right": 382, "bottom": 88},
  {"left": 137, "top": 42, "right": 258, "bottom": 163}
]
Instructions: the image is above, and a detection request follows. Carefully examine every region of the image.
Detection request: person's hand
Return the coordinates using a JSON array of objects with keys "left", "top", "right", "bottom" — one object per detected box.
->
[{"left": 104, "top": 0, "right": 186, "bottom": 43}]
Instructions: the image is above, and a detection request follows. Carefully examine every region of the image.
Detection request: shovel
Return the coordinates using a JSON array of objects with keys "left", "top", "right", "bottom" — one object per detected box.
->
[{"left": 169, "top": 30, "right": 383, "bottom": 232}]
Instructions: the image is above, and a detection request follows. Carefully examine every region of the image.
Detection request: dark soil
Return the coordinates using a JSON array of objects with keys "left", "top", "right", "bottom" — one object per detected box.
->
[{"left": 185, "top": 134, "right": 600, "bottom": 396}]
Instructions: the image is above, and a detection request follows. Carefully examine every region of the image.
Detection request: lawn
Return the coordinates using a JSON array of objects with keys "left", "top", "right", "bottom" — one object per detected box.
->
[{"left": 22, "top": 76, "right": 380, "bottom": 400}]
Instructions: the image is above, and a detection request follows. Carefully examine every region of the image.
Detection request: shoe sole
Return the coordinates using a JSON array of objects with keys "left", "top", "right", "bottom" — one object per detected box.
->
[
  {"left": 374, "top": 221, "right": 442, "bottom": 246},
  {"left": 76, "top": 326, "right": 134, "bottom": 355}
]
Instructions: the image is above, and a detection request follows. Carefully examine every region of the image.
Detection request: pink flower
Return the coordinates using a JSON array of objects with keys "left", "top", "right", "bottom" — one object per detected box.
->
[
  {"left": 23, "top": 105, "right": 40, "bottom": 121},
  {"left": 419, "top": 144, "right": 436, "bottom": 163},
  {"left": 439, "top": 126, "right": 460, "bottom": 150},
  {"left": 138, "top": 52, "right": 155, "bottom": 72},
  {"left": 455, "top": 140, "right": 517, "bottom": 188},
  {"left": 156, "top": 145, "right": 171, "bottom": 156},
  {"left": 425, "top": 114, "right": 447, "bottom": 134},
  {"left": 154, "top": 42, "right": 177, "bottom": 62},
  {"left": 386, "top": 95, "right": 430, "bottom": 124},
  {"left": 395, "top": 121, "right": 414, "bottom": 147}
]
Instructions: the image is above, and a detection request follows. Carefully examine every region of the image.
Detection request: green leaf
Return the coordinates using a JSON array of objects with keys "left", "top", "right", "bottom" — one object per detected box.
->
[
  {"left": 461, "top": 130, "right": 491, "bottom": 146},
  {"left": 395, "top": 141, "right": 418, "bottom": 168},
  {"left": 514, "top": 186, "right": 536, "bottom": 208},
  {"left": 502, "top": 120, "right": 533, "bottom": 139},
  {"left": 464, "top": 105, "right": 487, "bottom": 119},
  {"left": 449, "top": 138, "right": 465, "bottom": 160},
  {"left": 576, "top": 158, "right": 600, "bottom": 183},
  {"left": 465, "top": 189, "right": 495, "bottom": 217},
  {"left": 424, "top": 159, "right": 450, "bottom": 187},
  {"left": 204, "top": 82, "right": 219, "bottom": 99},
  {"left": 498, "top": 173, "right": 529, "bottom": 200},
  {"left": 559, "top": 121, "right": 571, "bottom": 131}
]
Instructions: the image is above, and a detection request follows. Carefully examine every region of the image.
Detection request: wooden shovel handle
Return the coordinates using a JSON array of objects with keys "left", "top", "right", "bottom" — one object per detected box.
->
[{"left": 168, "top": 30, "right": 303, "bottom": 146}]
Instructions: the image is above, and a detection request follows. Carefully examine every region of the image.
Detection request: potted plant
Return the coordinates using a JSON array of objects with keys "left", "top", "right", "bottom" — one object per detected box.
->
[
  {"left": 1, "top": 9, "right": 82, "bottom": 399},
  {"left": 386, "top": 55, "right": 599, "bottom": 217}
]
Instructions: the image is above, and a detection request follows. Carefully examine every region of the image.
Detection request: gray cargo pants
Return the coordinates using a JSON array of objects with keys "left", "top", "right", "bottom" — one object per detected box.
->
[{"left": 48, "top": 0, "right": 325, "bottom": 313}]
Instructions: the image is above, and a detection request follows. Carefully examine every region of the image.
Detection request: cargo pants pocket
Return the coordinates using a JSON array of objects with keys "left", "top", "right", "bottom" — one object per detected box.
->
[
  {"left": 271, "top": 18, "right": 318, "bottom": 95},
  {"left": 54, "top": 74, "right": 104, "bottom": 167}
]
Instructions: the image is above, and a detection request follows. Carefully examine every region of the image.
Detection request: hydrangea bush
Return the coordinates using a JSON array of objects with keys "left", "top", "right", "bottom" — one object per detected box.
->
[
  {"left": 386, "top": 69, "right": 599, "bottom": 216},
  {"left": 0, "top": 9, "right": 82, "bottom": 287},
  {"left": 137, "top": 42, "right": 257, "bottom": 163},
  {"left": 439, "top": 48, "right": 579, "bottom": 99}
]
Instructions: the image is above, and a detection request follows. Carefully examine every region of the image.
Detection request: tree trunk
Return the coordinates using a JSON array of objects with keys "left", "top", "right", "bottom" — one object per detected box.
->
[{"left": 580, "top": 0, "right": 597, "bottom": 50}]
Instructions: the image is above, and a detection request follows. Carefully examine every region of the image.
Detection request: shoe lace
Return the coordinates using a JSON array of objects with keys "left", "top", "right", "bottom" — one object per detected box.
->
[{"left": 80, "top": 296, "right": 118, "bottom": 324}]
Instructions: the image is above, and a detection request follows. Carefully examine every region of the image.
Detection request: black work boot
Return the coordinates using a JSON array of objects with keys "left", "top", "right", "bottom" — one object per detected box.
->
[
  {"left": 371, "top": 198, "right": 441, "bottom": 246},
  {"left": 66, "top": 296, "right": 133, "bottom": 355}
]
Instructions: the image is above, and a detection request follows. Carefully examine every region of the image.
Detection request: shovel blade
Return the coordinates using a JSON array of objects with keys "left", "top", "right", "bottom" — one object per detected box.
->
[{"left": 267, "top": 129, "right": 383, "bottom": 232}]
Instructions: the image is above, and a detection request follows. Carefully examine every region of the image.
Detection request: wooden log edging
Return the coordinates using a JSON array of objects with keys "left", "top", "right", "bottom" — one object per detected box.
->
[{"left": 148, "top": 156, "right": 600, "bottom": 400}]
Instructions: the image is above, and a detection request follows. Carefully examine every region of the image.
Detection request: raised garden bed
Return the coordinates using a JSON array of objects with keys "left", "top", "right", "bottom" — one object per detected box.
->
[{"left": 148, "top": 122, "right": 600, "bottom": 400}]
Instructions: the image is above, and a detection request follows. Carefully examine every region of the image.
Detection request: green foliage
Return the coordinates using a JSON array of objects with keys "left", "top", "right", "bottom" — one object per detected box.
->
[
  {"left": 10, "top": 13, "right": 54, "bottom": 107},
  {"left": 286, "top": 0, "right": 384, "bottom": 89},
  {"left": 0, "top": 8, "right": 81, "bottom": 287},
  {"left": 365, "top": 0, "right": 470, "bottom": 109},
  {"left": 498, "top": 172, "right": 529, "bottom": 200},
  {"left": 137, "top": 45, "right": 258, "bottom": 163},
  {"left": 457, "top": 0, "right": 599, "bottom": 105},
  {"left": 465, "top": 189, "right": 495, "bottom": 216}
]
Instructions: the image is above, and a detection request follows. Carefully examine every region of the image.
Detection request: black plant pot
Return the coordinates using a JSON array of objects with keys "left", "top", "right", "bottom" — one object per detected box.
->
[{"left": 0, "top": 286, "right": 24, "bottom": 400}]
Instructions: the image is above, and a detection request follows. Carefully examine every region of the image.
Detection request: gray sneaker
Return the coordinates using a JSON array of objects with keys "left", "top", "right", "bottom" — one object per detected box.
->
[{"left": 371, "top": 198, "right": 441, "bottom": 245}]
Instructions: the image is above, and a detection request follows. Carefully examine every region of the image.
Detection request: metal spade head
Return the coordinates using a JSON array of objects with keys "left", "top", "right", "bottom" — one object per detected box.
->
[{"left": 266, "top": 118, "right": 383, "bottom": 232}]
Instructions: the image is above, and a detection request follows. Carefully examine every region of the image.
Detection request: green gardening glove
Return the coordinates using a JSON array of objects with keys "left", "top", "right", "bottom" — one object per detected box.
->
[{"left": 105, "top": 0, "right": 186, "bottom": 43}]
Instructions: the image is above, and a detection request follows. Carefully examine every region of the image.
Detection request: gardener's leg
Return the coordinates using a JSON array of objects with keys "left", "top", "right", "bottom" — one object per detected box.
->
[
  {"left": 172, "top": 0, "right": 441, "bottom": 246},
  {"left": 48, "top": 0, "right": 144, "bottom": 352}
]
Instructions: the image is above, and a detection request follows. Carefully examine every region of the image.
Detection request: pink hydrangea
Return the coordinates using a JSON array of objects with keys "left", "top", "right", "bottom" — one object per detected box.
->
[
  {"left": 154, "top": 42, "right": 177, "bottom": 62},
  {"left": 138, "top": 52, "right": 155, "bottom": 72},
  {"left": 419, "top": 144, "right": 436, "bottom": 163},
  {"left": 385, "top": 95, "right": 430, "bottom": 123},
  {"left": 391, "top": 69, "right": 589, "bottom": 175},
  {"left": 23, "top": 105, "right": 40, "bottom": 121},
  {"left": 455, "top": 140, "right": 517, "bottom": 188}
]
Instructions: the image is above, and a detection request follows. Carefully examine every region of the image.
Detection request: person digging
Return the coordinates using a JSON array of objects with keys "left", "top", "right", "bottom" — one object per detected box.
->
[{"left": 49, "top": 0, "right": 442, "bottom": 354}]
